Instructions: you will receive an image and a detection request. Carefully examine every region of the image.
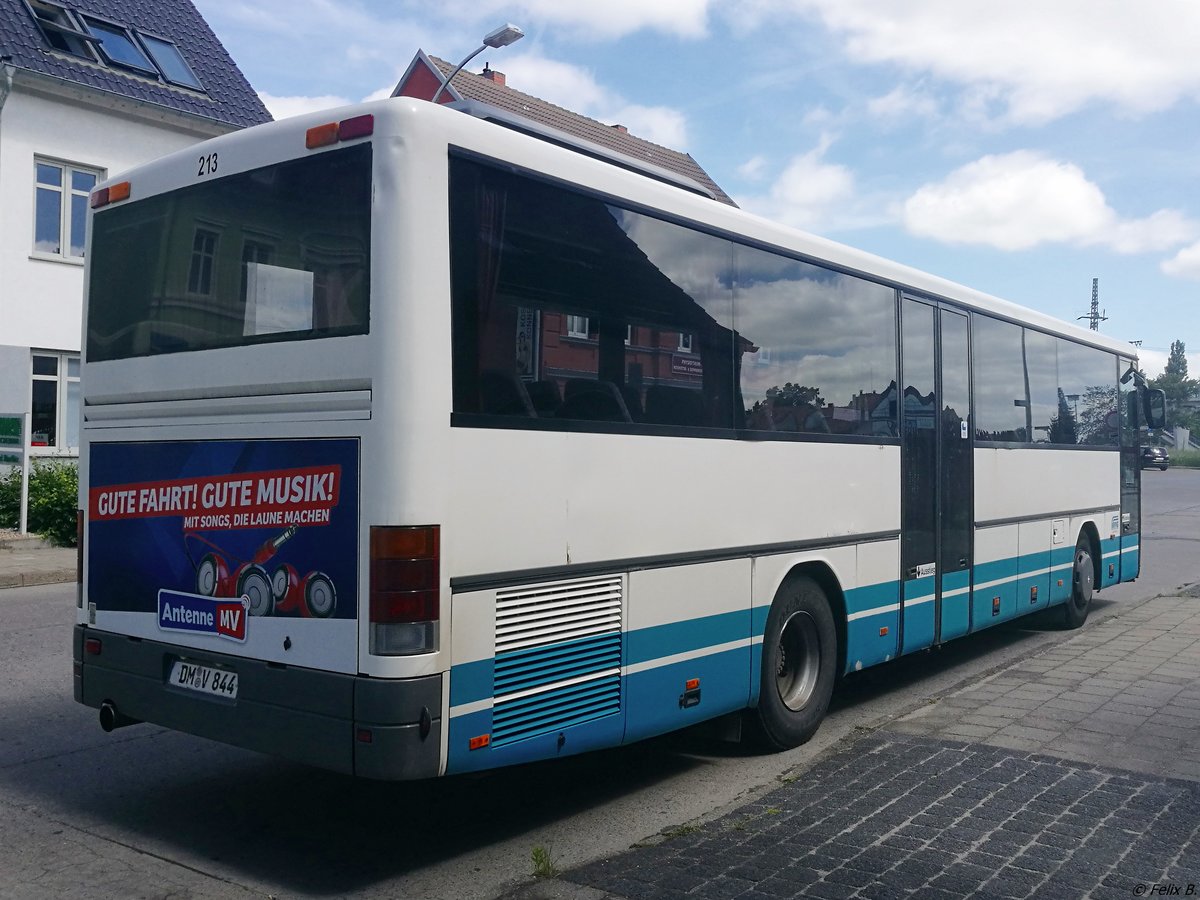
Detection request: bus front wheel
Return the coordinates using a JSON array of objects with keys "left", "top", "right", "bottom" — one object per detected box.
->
[
  {"left": 1063, "top": 537, "right": 1095, "bottom": 629},
  {"left": 750, "top": 575, "right": 837, "bottom": 750}
]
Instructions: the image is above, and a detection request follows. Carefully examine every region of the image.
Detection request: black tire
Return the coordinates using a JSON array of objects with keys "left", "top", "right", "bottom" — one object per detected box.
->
[
  {"left": 1063, "top": 537, "right": 1095, "bottom": 629},
  {"left": 749, "top": 575, "right": 838, "bottom": 750},
  {"left": 1160, "top": 465, "right": 1168, "bottom": 471}
]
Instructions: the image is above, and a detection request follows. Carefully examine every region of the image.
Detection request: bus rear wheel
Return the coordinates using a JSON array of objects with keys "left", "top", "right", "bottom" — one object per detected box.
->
[
  {"left": 1063, "top": 537, "right": 1094, "bottom": 629},
  {"left": 749, "top": 575, "right": 837, "bottom": 751}
]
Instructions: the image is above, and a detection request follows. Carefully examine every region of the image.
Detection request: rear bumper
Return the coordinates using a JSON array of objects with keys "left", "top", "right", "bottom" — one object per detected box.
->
[{"left": 73, "top": 625, "right": 442, "bottom": 780}]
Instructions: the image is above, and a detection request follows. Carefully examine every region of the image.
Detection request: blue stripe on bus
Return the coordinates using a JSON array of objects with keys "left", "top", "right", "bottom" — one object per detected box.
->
[
  {"left": 1121, "top": 533, "right": 1140, "bottom": 583},
  {"left": 448, "top": 535, "right": 1132, "bottom": 748},
  {"left": 939, "top": 569, "right": 971, "bottom": 641},
  {"left": 1100, "top": 536, "right": 1122, "bottom": 589},
  {"left": 902, "top": 575, "right": 936, "bottom": 654},
  {"left": 844, "top": 580, "right": 900, "bottom": 673},
  {"left": 446, "top": 703, "right": 626, "bottom": 775},
  {"left": 626, "top": 610, "right": 751, "bottom": 666},
  {"left": 624, "top": 645, "right": 750, "bottom": 745},
  {"left": 449, "top": 656, "right": 494, "bottom": 707}
]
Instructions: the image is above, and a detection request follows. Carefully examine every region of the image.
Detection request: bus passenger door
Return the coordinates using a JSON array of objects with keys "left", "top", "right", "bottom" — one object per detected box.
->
[
  {"left": 1118, "top": 355, "right": 1141, "bottom": 580},
  {"left": 900, "top": 299, "right": 972, "bottom": 654}
]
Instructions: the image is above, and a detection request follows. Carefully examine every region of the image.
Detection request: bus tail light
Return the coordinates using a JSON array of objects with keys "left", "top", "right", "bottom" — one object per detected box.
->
[
  {"left": 90, "top": 181, "right": 130, "bottom": 209},
  {"left": 305, "top": 114, "right": 374, "bottom": 150},
  {"left": 370, "top": 526, "right": 439, "bottom": 655}
]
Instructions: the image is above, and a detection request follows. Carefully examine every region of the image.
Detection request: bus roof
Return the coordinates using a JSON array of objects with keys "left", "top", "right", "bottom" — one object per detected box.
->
[{"left": 94, "top": 96, "right": 1138, "bottom": 361}]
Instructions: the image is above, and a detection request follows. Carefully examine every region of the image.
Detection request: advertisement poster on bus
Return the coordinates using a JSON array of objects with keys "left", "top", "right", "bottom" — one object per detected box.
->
[{"left": 87, "top": 439, "right": 359, "bottom": 637}]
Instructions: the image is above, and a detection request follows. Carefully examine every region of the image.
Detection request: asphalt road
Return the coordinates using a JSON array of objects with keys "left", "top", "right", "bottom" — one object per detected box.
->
[{"left": 1, "top": 469, "right": 1197, "bottom": 900}]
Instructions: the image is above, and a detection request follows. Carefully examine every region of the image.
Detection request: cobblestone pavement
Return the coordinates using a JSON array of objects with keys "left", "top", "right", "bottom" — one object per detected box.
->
[
  {"left": 889, "top": 594, "right": 1200, "bottom": 782},
  {"left": 568, "top": 734, "right": 1199, "bottom": 900},
  {"left": 510, "top": 594, "right": 1200, "bottom": 900}
]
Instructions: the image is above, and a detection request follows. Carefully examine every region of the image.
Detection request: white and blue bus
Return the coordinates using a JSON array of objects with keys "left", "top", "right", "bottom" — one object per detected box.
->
[{"left": 74, "top": 97, "right": 1165, "bottom": 779}]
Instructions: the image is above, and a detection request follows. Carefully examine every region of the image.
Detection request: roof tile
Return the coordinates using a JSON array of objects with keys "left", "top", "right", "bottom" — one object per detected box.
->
[
  {"left": 426, "top": 55, "right": 734, "bottom": 206},
  {"left": 0, "top": 0, "right": 270, "bottom": 129}
]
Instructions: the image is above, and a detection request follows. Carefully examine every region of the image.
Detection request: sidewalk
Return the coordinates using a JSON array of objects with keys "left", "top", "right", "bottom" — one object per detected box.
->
[
  {"left": 509, "top": 590, "right": 1200, "bottom": 900},
  {"left": 0, "top": 530, "right": 76, "bottom": 589}
]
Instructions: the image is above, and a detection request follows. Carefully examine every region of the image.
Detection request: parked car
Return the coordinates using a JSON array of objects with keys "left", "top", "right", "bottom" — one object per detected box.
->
[{"left": 1141, "top": 446, "right": 1170, "bottom": 470}]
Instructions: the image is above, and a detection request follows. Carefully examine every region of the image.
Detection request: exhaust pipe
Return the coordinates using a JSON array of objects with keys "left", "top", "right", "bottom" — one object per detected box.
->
[{"left": 99, "top": 702, "right": 140, "bottom": 732}]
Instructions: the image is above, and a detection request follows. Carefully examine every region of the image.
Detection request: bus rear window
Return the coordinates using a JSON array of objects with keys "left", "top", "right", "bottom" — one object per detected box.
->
[{"left": 87, "top": 144, "right": 371, "bottom": 361}]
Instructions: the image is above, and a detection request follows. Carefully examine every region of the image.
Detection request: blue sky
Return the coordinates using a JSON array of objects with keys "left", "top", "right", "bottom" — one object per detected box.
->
[{"left": 193, "top": 0, "right": 1200, "bottom": 377}]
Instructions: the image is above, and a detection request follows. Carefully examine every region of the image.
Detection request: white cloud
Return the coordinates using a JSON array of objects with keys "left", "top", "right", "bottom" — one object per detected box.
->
[
  {"left": 866, "top": 84, "right": 939, "bottom": 122},
  {"left": 446, "top": 0, "right": 712, "bottom": 39},
  {"left": 1162, "top": 241, "right": 1200, "bottom": 280},
  {"left": 737, "top": 155, "right": 769, "bottom": 181},
  {"left": 724, "top": 0, "right": 1200, "bottom": 124},
  {"left": 736, "top": 136, "right": 858, "bottom": 230},
  {"left": 499, "top": 55, "right": 689, "bottom": 147},
  {"left": 903, "top": 151, "right": 1199, "bottom": 253},
  {"left": 258, "top": 92, "right": 354, "bottom": 120},
  {"left": 1137, "top": 348, "right": 1200, "bottom": 379}
]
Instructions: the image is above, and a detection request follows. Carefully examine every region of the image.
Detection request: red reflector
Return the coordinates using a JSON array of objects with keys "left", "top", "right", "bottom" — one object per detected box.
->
[
  {"left": 685, "top": 678, "right": 700, "bottom": 691},
  {"left": 306, "top": 122, "right": 339, "bottom": 149},
  {"left": 108, "top": 181, "right": 131, "bottom": 202},
  {"left": 90, "top": 187, "right": 110, "bottom": 209},
  {"left": 356, "top": 728, "right": 373, "bottom": 744},
  {"left": 338, "top": 114, "right": 374, "bottom": 141},
  {"left": 879, "top": 626, "right": 889, "bottom": 637},
  {"left": 469, "top": 734, "right": 490, "bottom": 751},
  {"left": 84, "top": 638, "right": 102, "bottom": 655}
]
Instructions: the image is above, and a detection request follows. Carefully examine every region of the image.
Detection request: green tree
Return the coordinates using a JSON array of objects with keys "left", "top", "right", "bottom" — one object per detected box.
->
[{"left": 1149, "top": 340, "right": 1200, "bottom": 432}]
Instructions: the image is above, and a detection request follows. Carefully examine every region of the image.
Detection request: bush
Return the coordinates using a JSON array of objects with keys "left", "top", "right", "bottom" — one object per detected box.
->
[
  {"left": 0, "top": 460, "right": 79, "bottom": 546},
  {"left": 1172, "top": 449, "right": 1200, "bottom": 469}
]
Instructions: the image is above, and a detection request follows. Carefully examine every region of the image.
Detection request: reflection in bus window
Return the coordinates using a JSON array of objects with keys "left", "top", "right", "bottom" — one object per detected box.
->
[
  {"left": 450, "top": 156, "right": 900, "bottom": 438},
  {"left": 734, "top": 245, "right": 897, "bottom": 437},
  {"left": 88, "top": 145, "right": 370, "bottom": 361},
  {"left": 450, "top": 157, "right": 736, "bottom": 430}
]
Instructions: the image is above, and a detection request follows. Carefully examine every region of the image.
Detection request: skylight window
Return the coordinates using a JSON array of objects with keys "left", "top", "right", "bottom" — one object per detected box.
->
[
  {"left": 24, "top": 4, "right": 207, "bottom": 94},
  {"left": 26, "top": 1, "right": 94, "bottom": 58},
  {"left": 137, "top": 32, "right": 203, "bottom": 90},
  {"left": 79, "top": 15, "right": 157, "bottom": 76}
]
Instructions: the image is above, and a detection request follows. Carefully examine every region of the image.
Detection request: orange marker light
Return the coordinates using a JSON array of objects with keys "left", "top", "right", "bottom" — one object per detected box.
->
[
  {"left": 685, "top": 678, "right": 700, "bottom": 691},
  {"left": 879, "top": 626, "right": 889, "bottom": 637},
  {"left": 306, "top": 122, "right": 339, "bottom": 149},
  {"left": 469, "top": 734, "right": 491, "bottom": 751},
  {"left": 108, "top": 181, "right": 131, "bottom": 202}
]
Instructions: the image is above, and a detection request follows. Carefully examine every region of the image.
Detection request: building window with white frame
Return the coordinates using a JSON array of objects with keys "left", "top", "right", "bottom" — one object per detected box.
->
[
  {"left": 34, "top": 159, "right": 100, "bottom": 260},
  {"left": 30, "top": 352, "right": 80, "bottom": 451},
  {"left": 677, "top": 332, "right": 693, "bottom": 353},
  {"left": 187, "top": 227, "right": 220, "bottom": 295},
  {"left": 566, "top": 315, "right": 589, "bottom": 338}
]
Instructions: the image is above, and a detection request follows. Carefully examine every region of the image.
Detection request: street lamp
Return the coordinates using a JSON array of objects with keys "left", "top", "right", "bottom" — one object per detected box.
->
[{"left": 431, "top": 24, "right": 524, "bottom": 104}]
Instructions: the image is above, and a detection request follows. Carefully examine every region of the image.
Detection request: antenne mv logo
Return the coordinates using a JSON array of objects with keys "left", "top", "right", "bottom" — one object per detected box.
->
[{"left": 157, "top": 590, "right": 249, "bottom": 642}]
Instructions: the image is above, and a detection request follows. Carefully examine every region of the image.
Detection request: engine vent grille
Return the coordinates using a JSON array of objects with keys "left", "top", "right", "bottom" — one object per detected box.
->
[{"left": 491, "top": 575, "right": 622, "bottom": 746}]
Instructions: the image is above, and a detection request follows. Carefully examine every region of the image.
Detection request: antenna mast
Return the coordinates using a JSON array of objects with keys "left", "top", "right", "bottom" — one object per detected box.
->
[{"left": 1078, "top": 277, "right": 1108, "bottom": 331}]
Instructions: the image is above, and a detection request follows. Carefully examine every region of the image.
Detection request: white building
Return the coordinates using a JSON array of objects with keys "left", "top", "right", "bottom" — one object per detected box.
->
[{"left": 0, "top": 0, "right": 269, "bottom": 455}]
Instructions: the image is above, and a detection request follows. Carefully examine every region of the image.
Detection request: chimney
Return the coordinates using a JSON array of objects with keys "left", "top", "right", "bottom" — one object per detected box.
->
[
  {"left": 481, "top": 64, "right": 506, "bottom": 86},
  {"left": 611, "top": 124, "right": 628, "bottom": 133}
]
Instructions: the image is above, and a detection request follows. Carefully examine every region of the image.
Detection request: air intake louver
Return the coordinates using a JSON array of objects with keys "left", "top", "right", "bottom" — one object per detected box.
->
[{"left": 491, "top": 576, "right": 622, "bottom": 745}]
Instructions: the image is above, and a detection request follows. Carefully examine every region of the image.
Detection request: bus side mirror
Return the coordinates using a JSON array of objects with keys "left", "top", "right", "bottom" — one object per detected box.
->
[{"left": 1144, "top": 389, "right": 1166, "bottom": 430}]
